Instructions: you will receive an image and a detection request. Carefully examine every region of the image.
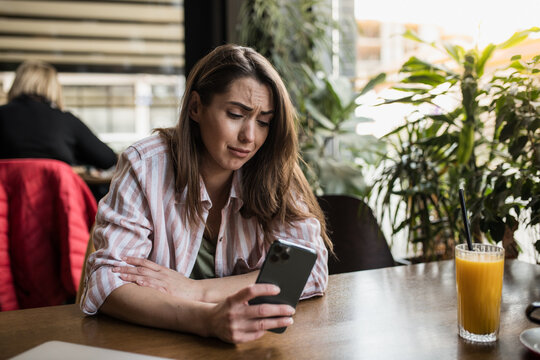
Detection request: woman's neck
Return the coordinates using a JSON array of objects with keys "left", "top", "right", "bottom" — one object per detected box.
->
[{"left": 200, "top": 167, "right": 233, "bottom": 207}]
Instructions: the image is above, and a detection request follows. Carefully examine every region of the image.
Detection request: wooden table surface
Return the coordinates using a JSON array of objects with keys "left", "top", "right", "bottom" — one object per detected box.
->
[{"left": 1, "top": 259, "right": 539, "bottom": 360}]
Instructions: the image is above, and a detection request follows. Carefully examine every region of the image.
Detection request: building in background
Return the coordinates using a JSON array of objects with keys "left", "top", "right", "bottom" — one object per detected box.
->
[
  {"left": 0, "top": 0, "right": 185, "bottom": 152},
  {"left": 351, "top": 0, "right": 540, "bottom": 138}
]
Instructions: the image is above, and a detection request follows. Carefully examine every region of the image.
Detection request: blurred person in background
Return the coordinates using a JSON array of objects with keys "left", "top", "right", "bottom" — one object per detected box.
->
[{"left": 0, "top": 60, "right": 117, "bottom": 170}]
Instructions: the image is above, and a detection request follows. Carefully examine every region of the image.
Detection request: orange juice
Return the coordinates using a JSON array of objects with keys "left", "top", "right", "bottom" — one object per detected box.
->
[{"left": 455, "top": 244, "right": 504, "bottom": 342}]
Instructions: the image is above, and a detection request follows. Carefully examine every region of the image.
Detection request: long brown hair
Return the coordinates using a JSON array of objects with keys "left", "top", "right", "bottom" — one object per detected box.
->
[{"left": 156, "top": 44, "right": 332, "bottom": 252}]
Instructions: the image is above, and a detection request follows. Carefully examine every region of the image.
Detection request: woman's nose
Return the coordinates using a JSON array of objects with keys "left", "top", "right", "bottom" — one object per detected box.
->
[{"left": 238, "top": 120, "right": 255, "bottom": 143}]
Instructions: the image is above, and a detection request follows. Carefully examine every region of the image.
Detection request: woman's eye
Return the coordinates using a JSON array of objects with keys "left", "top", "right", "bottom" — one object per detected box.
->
[
  {"left": 257, "top": 120, "right": 270, "bottom": 127},
  {"left": 227, "top": 111, "right": 243, "bottom": 119}
]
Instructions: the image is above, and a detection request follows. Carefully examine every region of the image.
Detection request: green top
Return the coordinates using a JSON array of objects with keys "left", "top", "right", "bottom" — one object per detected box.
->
[{"left": 189, "top": 235, "right": 216, "bottom": 280}]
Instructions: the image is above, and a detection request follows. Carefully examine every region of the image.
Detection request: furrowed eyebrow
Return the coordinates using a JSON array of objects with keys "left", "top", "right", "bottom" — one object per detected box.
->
[{"left": 228, "top": 101, "right": 274, "bottom": 115}]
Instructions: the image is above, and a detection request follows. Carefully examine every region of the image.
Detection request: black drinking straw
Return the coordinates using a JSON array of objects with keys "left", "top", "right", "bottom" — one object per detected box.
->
[{"left": 459, "top": 189, "right": 473, "bottom": 251}]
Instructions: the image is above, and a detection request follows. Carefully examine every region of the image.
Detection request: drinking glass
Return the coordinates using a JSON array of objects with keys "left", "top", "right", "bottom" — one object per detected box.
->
[{"left": 455, "top": 243, "right": 504, "bottom": 342}]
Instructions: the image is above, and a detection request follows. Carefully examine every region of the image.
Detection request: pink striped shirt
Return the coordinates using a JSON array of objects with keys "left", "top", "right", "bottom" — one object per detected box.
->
[{"left": 80, "top": 135, "right": 328, "bottom": 315}]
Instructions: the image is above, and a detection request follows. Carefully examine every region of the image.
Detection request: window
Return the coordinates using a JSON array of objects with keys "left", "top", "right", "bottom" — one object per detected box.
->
[{"left": 0, "top": 0, "right": 185, "bottom": 152}]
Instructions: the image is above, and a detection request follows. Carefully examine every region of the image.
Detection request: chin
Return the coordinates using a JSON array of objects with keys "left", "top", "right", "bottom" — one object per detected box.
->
[
  {"left": 224, "top": 159, "right": 249, "bottom": 171},
  {"left": 228, "top": 164, "right": 245, "bottom": 171}
]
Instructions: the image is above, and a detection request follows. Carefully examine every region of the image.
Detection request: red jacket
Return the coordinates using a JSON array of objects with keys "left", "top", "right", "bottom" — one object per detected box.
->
[{"left": 0, "top": 159, "right": 97, "bottom": 310}]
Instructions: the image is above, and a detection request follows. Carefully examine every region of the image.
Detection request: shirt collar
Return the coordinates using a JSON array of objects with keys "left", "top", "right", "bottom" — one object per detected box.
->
[
  {"left": 176, "top": 169, "right": 244, "bottom": 213},
  {"left": 229, "top": 169, "right": 244, "bottom": 213}
]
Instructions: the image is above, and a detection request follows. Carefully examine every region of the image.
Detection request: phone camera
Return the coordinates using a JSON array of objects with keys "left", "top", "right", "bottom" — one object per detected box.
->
[
  {"left": 270, "top": 254, "right": 280, "bottom": 262},
  {"left": 274, "top": 244, "right": 283, "bottom": 253}
]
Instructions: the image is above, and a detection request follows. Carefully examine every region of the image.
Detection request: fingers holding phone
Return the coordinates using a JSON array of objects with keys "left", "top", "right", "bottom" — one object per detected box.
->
[
  {"left": 249, "top": 239, "right": 317, "bottom": 333},
  {"left": 207, "top": 283, "right": 295, "bottom": 344}
]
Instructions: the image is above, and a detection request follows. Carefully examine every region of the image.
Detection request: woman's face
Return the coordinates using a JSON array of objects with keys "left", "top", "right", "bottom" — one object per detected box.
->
[{"left": 190, "top": 77, "right": 274, "bottom": 177}]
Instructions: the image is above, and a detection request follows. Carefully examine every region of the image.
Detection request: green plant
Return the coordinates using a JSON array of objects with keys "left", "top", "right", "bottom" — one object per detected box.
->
[
  {"left": 302, "top": 72, "right": 386, "bottom": 196},
  {"left": 483, "top": 53, "right": 540, "bottom": 262},
  {"left": 237, "top": 0, "right": 384, "bottom": 197},
  {"left": 373, "top": 28, "right": 540, "bottom": 261},
  {"left": 237, "top": 0, "right": 334, "bottom": 107}
]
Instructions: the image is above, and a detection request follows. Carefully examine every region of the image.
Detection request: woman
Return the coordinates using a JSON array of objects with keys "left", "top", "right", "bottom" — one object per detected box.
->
[
  {"left": 0, "top": 60, "right": 116, "bottom": 169},
  {"left": 80, "top": 44, "right": 331, "bottom": 344}
]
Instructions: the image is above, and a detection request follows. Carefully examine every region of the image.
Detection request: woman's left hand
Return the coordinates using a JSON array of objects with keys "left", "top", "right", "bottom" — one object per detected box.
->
[{"left": 112, "top": 257, "right": 203, "bottom": 301}]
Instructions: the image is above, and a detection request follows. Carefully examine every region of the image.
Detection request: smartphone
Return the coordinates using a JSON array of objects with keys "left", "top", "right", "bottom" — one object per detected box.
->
[{"left": 248, "top": 239, "right": 317, "bottom": 333}]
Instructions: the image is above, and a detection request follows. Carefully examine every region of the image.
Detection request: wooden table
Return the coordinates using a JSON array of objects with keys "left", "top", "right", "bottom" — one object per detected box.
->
[{"left": 1, "top": 260, "right": 539, "bottom": 359}]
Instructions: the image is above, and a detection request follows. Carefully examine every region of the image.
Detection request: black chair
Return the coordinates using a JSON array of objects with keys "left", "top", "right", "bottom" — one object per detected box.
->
[{"left": 318, "top": 194, "right": 399, "bottom": 274}]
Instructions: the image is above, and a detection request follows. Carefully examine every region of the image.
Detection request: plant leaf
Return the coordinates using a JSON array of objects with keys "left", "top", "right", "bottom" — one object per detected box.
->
[
  {"left": 497, "top": 27, "right": 540, "bottom": 49},
  {"left": 402, "top": 72, "right": 447, "bottom": 87},
  {"left": 359, "top": 72, "right": 386, "bottom": 96},
  {"left": 457, "top": 123, "right": 474, "bottom": 164},
  {"left": 509, "top": 135, "right": 528, "bottom": 157},
  {"left": 443, "top": 43, "right": 464, "bottom": 64},
  {"left": 400, "top": 56, "right": 451, "bottom": 75},
  {"left": 392, "top": 86, "right": 431, "bottom": 93},
  {"left": 325, "top": 76, "right": 353, "bottom": 109},
  {"left": 499, "top": 114, "right": 517, "bottom": 142},
  {"left": 379, "top": 95, "right": 415, "bottom": 105},
  {"left": 402, "top": 30, "right": 435, "bottom": 47},
  {"left": 509, "top": 60, "right": 526, "bottom": 71},
  {"left": 476, "top": 44, "right": 496, "bottom": 77},
  {"left": 304, "top": 100, "right": 335, "bottom": 130}
]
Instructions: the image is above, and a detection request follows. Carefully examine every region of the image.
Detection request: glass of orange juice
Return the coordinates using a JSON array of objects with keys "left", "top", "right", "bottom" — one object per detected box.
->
[{"left": 455, "top": 243, "right": 504, "bottom": 342}]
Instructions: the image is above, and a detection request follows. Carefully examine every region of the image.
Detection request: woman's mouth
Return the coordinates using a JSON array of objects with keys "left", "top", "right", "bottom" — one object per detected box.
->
[{"left": 228, "top": 146, "right": 251, "bottom": 158}]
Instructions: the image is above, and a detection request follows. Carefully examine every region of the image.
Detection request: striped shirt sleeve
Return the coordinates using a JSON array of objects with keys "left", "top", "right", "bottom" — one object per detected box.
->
[{"left": 80, "top": 147, "right": 154, "bottom": 315}]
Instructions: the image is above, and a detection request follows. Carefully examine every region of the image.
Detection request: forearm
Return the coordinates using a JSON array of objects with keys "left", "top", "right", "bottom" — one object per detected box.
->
[
  {"left": 100, "top": 281, "right": 296, "bottom": 344},
  {"left": 100, "top": 283, "right": 213, "bottom": 337},
  {"left": 198, "top": 271, "right": 259, "bottom": 303}
]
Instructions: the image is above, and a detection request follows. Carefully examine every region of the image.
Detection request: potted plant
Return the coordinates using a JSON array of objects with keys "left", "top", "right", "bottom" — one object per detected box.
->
[{"left": 373, "top": 28, "right": 540, "bottom": 262}]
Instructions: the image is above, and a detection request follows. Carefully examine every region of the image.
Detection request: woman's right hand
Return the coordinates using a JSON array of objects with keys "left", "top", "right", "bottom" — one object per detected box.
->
[
  {"left": 205, "top": 284, "right": 295, "bottom": 344},
  {"left": 112, "top": 256, "right": 204, "bottom": 301}
]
